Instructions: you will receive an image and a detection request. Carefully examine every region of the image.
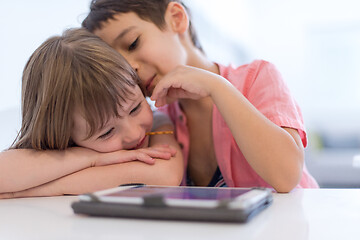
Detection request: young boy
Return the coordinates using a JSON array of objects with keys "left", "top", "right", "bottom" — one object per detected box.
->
[
  {"left": 0, "top": 28, "right": 183, "bottom": 199},
  {"left": 82, "top": 0, "right": 318, "bottom": 192}
]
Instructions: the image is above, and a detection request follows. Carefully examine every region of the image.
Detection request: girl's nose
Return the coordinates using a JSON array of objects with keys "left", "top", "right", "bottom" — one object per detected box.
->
[{"left": 122, "top": 122, "right": 142, "bottom": 148}]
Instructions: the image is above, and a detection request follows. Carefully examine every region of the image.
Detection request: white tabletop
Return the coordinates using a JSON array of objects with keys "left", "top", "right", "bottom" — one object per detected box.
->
[{"left": 1, "top": 189, "right": 360, "bottom": 240}]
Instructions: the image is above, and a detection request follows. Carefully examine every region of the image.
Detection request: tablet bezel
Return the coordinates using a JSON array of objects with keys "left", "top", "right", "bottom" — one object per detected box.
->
[{"left": 79, "top": 185, "right": 272, "bottom": 209}]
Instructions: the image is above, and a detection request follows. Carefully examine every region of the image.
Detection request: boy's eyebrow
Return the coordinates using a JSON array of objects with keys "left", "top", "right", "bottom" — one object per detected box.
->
[{"left": 112, "top": 26, "right": 136, "bottom": 46}]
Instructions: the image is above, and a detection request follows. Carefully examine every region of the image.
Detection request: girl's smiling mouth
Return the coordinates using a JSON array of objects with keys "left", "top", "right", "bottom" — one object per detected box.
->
[{"left": 134, "top": 135, "right": 148, "bottom": 149}]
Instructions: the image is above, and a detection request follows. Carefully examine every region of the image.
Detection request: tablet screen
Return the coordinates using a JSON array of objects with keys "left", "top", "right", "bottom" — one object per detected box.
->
[{"left": 106, "top": 186, "right": 251, "bottom": 201}]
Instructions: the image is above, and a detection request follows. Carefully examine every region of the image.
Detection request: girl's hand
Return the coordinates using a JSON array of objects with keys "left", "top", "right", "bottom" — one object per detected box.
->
[
  {"left": 151, "top": 65, "right": 224, "bottom": 107},
  {"left": 93, "top": 145, "right": 177, "bottom": 167}
]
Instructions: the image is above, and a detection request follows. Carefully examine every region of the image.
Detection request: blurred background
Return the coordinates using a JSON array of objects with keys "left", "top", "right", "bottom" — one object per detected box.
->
[{"left": 0, "top": 0, "right": 359, "bottom": 187}]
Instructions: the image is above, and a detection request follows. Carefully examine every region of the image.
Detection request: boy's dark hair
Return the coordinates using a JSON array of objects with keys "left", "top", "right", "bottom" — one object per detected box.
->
[{"left": 82, "top": 0, "right": 203, "bottom": 52}]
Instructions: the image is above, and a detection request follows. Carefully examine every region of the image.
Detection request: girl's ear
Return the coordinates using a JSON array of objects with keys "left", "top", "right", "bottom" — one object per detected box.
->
[{"left": 165, "top": 2, "right": 189, "bottom": 34}]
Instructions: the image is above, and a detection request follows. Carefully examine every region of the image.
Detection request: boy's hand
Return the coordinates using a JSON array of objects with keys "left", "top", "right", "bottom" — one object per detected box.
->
[
  {"left": 151, "top": 65, "right": 223, "bottom": 107},
  {"left": 93, "top": 145, "right": 177, "bottom": 167}
]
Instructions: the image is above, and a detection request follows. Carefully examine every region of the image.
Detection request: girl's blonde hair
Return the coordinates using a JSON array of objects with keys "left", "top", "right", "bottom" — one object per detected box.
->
[{"left": 12, "top": 28, "right": 140, "bottom": 150}]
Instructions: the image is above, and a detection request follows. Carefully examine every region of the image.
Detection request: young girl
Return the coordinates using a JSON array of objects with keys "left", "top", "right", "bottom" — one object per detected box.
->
[
  {"left": 82, "top": 0, "right": 319, "bottom": 192},
  {"left": 0, "top": 28, "right": 183, "bottom": 199}
]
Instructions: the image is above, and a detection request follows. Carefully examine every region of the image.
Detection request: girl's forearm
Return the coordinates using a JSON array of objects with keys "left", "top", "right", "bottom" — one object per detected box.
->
[
  {"left": 1, "top": 153, "right": 183, "bottom": 199},
  {"left": 210, "top": 79, "right": 304, "bottom": 192},
  {"left": 0, "top": 127, "right": 183, "bottom": 196},
  {"left": 63, "top": 158, "right": 182, "bottom": 195},
  {"left": 0, "top": 148, "right": 96, "bottom": 193}
]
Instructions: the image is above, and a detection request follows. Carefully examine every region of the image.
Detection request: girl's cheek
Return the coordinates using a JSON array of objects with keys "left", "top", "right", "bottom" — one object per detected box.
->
[{"left": 93, "top": 139, "right": 123, "bottom": 153}]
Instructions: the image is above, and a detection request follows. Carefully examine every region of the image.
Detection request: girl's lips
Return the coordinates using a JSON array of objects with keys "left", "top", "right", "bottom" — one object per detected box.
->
[{"left": 134, "top": 135, "right": 147, "bottom": 149}]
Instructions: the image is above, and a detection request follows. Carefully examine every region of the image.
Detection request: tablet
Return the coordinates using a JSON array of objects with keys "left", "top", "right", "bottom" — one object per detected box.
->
[{"left": 71, "top": 185, "right": 273, "bottom": 223}]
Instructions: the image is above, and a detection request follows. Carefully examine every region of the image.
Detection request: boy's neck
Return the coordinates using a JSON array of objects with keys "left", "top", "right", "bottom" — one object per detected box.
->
[
  {"left": 181, "top": 33, "right": 219, "bottom": 74},
  {"left": 178, "top": 27, "right": 219, "bottom": 74},
  {"left": 186, "top": 47, "right": 220, "bottom": 75}
]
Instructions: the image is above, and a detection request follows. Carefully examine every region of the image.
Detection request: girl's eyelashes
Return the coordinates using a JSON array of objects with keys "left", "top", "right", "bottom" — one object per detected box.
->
[
  {"left": 128, "top": 37, "right": 139, "bottom": 51},
  {"left": 98, "top": 127, "right": 114, "bottom": 139},
  {"left": 130, "top": 102, "right": 142, "bottom": 115},
  {"left": 96, "top": 101, "right": 142, "bottom": 140}
]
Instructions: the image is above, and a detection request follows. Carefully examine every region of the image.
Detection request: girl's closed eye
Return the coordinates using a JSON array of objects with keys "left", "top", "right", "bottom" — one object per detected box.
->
[
  {"left": 128, "top": 37, "right": 139, "bottom": 51},
  {"left": 98, "top": 127, "right": 114, "bottom": 139},
  {"left": 130, "top": 102, "right": 142, "bottom": 115}
]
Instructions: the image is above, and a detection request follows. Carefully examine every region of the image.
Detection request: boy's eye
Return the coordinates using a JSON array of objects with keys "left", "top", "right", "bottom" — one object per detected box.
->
[
  {"left": 130, "top": 102, "right": 141, "bottom": 115},
  {"left": 128, "top": 37, "right": 139, "bottom": 51},
  {"left": 98, "top": 127, "right": 114, "bottom": 139}
]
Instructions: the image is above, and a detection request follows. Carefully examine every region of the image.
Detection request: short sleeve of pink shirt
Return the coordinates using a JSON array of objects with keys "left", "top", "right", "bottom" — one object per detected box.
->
[{"left": 220, "top": 60, "right": 307, "bottom": 147}]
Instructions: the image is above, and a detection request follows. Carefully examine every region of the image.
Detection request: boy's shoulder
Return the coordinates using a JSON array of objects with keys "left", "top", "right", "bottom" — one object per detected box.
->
[
  {"left": 218, "top": 59, "right": 274, "bottom": 77},
  {"left": 217, "top": 59, "right": 279, "bottom": 85}
]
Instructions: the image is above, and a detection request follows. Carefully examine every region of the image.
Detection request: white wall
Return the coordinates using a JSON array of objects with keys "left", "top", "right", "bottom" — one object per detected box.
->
[{"left": 0, "top": 0, "right": 90, "bottom": 112}]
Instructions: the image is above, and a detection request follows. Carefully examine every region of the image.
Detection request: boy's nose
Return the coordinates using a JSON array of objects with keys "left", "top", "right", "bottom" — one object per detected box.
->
[{"left": 128, "top": 58, "right": 140, "bottom": 73}]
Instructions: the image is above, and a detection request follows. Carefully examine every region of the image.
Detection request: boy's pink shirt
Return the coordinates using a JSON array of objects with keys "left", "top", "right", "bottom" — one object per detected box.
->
[{"left": 158, "top": 60, "right": 319, "bottom": 189}]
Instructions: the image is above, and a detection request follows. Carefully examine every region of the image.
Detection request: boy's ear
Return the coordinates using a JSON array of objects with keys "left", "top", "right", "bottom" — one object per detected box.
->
[{"left": 165, "top": 2, "right": 189, "bottom": 34}]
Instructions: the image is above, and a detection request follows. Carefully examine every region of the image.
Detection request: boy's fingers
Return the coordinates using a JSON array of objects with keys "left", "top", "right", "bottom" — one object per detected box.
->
[
  {"left": 155, "top": 98, "right": 166, "bottom": 107},
  {"left": 151, "top": 83, "right": 169, "bottom": 101}
]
